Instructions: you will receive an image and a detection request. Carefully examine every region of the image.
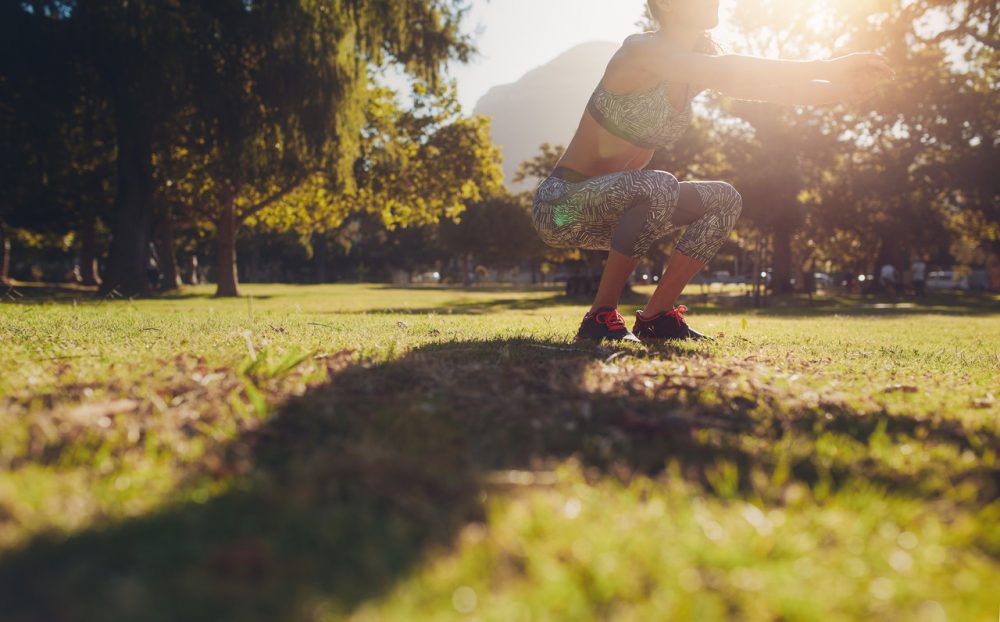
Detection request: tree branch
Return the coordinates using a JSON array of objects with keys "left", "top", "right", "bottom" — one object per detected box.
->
[
  {"left": 925, "top": 26, "right": 999, "bottom": 50},
  {"left": 236, "top": 176, "right": 307, "bottom": 224}
]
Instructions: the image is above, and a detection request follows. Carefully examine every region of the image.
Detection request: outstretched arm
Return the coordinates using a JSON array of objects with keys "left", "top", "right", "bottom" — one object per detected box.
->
[
  {"left": 721, "top": 78, "right": 884, "bottom": 106},
  {"left": 624, "top": 38, "right": 894, "bottom": 97}
]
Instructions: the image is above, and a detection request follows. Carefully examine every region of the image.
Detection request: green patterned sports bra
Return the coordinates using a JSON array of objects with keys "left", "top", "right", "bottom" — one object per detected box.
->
[{"left": 586, "top": 79, "right": 694, "bottom": 150}]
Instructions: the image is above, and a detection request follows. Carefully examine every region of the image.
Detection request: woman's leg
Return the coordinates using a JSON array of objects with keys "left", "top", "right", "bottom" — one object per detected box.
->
[
  {"left": 640, "top": 252, "right": 705, "bottom": 318},
  {"left": 641, "top": 181, "right": 743, "bottom": 317},
  {"left": 534, "top": 170, "right": 743, "bottom": 338},
  {"left": 588, "top": 181, "right": 700, "bottom": 313},
  {"left": 589, "top": 249, "right": 639, "bottom": 313}
]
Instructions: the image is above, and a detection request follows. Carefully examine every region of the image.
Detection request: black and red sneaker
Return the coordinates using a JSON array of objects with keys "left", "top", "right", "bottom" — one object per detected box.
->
[
  {"left": 575, "top": 307, "right": 641, "bottom": 343},
  {"left": 632, "top": 305, "right": 710, "bottom": 341}
]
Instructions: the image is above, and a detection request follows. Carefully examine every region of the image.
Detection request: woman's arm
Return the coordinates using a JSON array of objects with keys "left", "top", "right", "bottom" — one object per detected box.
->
[
  {"left": 722, "top": 79, "right": 880, "bottom": 106},
  {"left": 624, "top": 38, "right": 893, "bottom": 95}
]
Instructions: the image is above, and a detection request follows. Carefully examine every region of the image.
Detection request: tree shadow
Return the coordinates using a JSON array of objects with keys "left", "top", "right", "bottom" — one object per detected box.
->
[
  {"left": 372, "top": 284, "right": 564, "bottom": 294},
  {"left": 2, "top": 283, "right": 100, "bottom": 303},
  {"left": 318, "top": 293, "right": 575, "bottom": 315},
  {"left": 316, "top": 287, "right": 695, "bottom": 316},
  {"left": 7, "top": 282, "right": 994, "bottom": 317},
  {"left": 1, "top": 337, "right": 997, "bottom": 621},
  {"left": 1, "top": 284, "right": 281, "bottom": 304},
  {"left": 700, "top": 292, "right": 1000, "bottom": 317},
  {"left": 317, "top": 290, "right": 1000, "bottom": 318}
]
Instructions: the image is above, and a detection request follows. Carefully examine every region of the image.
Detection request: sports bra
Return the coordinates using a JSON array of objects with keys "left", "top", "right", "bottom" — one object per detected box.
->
[{"left": 586, "top": 79, "right": 694, "bottom": 150}]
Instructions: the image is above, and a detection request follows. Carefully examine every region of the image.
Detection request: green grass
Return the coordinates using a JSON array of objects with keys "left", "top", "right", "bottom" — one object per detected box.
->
[{"left": 1, "top": 283, "right": 998, "bottom": 621}]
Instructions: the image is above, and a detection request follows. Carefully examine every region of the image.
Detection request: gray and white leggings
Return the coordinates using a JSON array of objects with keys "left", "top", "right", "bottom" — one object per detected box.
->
[{"left": 531, "top": 167, "right": 742, "bottom": 263}]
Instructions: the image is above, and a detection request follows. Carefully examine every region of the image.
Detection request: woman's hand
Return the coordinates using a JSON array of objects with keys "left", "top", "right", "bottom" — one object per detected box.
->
[{"left": 823, "top": 52, "right": 895, "bottom": 84}]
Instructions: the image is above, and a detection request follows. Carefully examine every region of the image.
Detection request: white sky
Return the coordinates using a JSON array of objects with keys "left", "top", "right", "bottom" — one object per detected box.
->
[{"left": 446, "top": 0, "right": 652, "bottom": 112}]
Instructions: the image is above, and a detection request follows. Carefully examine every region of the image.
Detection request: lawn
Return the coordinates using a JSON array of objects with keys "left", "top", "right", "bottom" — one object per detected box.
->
[{"left": 1, "top": 283, "right": 998, "bottom": 621}]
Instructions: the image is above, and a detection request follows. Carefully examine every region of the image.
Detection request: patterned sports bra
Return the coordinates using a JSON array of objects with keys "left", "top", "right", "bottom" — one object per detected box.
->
[{"left": 586, "top": 79, "right": 694, "bottom": 150}]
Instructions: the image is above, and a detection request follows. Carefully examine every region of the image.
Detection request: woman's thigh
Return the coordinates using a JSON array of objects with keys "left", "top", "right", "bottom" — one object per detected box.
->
[{"left": 534, "top": 169, "right": 679, "bottom": 250}]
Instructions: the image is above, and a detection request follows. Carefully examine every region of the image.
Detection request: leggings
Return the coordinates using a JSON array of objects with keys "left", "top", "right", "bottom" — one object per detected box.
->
[{"left": 531, "top": 167, "right": 743, "bottom": 263}]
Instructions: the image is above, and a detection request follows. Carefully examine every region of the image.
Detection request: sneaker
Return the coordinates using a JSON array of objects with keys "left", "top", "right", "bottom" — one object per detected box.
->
[
  {"left": 575, "top": 307, "right": 641, "bottom": 343},
  {"left": 632, "top": 305, "right": 710, "bottom": 341}
]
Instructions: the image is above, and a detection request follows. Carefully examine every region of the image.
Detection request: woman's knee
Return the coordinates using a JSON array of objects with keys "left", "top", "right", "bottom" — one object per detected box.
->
[
  {"left": 625, "top": 169, "right": 678, "bottom": 199},
  {"left": 719, "top": 183, "right": 743, "bottom": 218},
  {"left": 644, "top": 169, "right": 680, "bottom": 195}
]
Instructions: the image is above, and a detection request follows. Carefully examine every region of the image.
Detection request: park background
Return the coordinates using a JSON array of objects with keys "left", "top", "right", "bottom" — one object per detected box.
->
[
  {"left": 1, "top": 1, "right": 999, "bottom": 621},
  {"left": 1, "top": 0, "right": 997, "bottom": 296}
]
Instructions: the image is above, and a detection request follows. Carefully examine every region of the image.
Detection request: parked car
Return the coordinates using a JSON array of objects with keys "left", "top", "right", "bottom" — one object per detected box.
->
[
  {"left": 814, "top": 272, "right": 834, "bottom": 288},
  {"left": 926, "top": 270, "right": 969, "bottom": 291},
  {"left": 412, "top": 271, "right": 441, "bottom": 284}
]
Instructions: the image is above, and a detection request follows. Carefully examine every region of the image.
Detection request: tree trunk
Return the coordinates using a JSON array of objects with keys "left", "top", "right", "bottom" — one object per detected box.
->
[
  {"left": 215, "top": 193, "right": 240, "bottom": 297},
  {"left": 314, "top": 233, "right": 328, "bottom": 284},
  {"left": 770, "top": 226, "right": 794, "bottom": 294},
  {"left": 0, "top": 223, "right": 11, "bottom": 285},
  {"left": 102, "top": 103, "right": 154, "bottom": 296},
  {"left": 249, "top": 233, "right": 261, "bottom": 283},
  {"left": 80, "top": 216, "right": 102, "bottom": 287},
  {"left": 987, "top": 253, "right": 1000, "bottom": 293},
  {"left": 157, "top": 207, "right": 182, "bottom": 291}
]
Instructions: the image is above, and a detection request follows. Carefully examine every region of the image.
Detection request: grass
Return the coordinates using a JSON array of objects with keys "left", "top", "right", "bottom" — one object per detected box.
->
[{"left": 1, "top": 283, "right": 998, "bottom": 622}]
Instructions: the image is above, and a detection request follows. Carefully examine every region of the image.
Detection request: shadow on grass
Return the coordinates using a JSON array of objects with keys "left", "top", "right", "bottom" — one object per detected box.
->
[
  {"left": 319, "top": 293, "right": 577, "bottom": 315},
  {"left": 704, "top": 292, "right": 1000, "bottom": 317},
  {"left": 5, "top": 281, "right": 997, "bottom": 317},
  {"left": 1, "top": 337, "right": 997, "bottom": 621},
  {"left": 2, "top": 283, "right": 100, "bottom": 303},
  {"left": 316, "top": 288, "right": 681, "bottom": 316}
]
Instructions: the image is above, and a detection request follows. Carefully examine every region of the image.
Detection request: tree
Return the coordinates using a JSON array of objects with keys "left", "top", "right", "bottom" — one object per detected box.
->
[
  {"left": 0, "top": 5, "right": 114, "bottom": 287},
  {"left": 707, "top": 0, "right": 998, "bottom": 290},
  {"left": 438, "top": 194, "right": 546, "bottom": 282},
  {"left": 156, "top": 74, "right": 502, "bottom": 295},
  {"left": 177, "top": 2, "right": 484, "bottom": 297},
  {"left": 342, "top": 79, "right": 505, "bottom": 231},
  {"left": 0, "top": 224, "right": 9, "bottom": 285},
  {"left": 795, "top": 0, "right": 998, "bottom": 280},
  {"left": 6, "top": 0, "right": 479, "bottom": 296}
]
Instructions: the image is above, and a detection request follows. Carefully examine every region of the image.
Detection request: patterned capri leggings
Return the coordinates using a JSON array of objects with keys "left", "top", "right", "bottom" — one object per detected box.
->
[{"left": 532, "top": 167, "right": 743, "bottom": 263}]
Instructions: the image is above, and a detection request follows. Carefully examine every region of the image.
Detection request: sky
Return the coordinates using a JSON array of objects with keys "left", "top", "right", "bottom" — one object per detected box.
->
[
  {"left": 379, "top": 0, "right": 745, "bottom": 112},
  {"left": 445, "top": 0, "right": 651, "bottom": 112}
]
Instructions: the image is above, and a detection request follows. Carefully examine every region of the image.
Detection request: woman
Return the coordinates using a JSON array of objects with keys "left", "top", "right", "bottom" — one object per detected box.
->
[{"left": 532, "top": 0, "right": 893, "bottom": 342}]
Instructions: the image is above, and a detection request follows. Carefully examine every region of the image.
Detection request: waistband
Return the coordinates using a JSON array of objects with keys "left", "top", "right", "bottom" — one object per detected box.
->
[{"left": 550, "top": 166, "right": 593, "bottom": 183}]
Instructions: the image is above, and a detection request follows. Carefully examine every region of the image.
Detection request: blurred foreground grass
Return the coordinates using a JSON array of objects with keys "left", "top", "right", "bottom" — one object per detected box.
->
[{"left": 1, "top": 283, "right": 998, "bottom": 621}]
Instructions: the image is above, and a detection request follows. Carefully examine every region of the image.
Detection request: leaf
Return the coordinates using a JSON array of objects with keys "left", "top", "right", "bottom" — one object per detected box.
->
[
  {"left": 242, "top": 378, "right": 269, "bottom": 419},
  {"left": 67, "top": 399, "right": 139, "bottom": 425}
]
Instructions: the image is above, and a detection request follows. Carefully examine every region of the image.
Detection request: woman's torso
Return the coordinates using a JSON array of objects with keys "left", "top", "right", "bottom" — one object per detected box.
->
[{"left": 554, "top": 34, "right": 696, "bottom": 179}]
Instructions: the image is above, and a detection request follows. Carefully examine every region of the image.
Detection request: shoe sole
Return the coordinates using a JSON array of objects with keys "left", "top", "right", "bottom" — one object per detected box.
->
[
  {"left": 574, "top": 335, "right": 642, "bottom": 344},
  {"left": 635, "top": 336, "right": 712, "bottom": 342}
]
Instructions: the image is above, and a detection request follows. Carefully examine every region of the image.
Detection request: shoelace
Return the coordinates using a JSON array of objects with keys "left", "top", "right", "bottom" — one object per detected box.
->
[
  {"left": 595, "top": 309, "right": 627, "bottom": 331},
  {"left": 666, "top": 305, "right": 689, "bottom": 325}
]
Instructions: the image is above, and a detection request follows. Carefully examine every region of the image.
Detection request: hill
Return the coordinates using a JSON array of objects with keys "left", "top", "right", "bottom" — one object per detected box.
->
[{"left": 473, "top": 41, "right": 619, "bottom": 192}]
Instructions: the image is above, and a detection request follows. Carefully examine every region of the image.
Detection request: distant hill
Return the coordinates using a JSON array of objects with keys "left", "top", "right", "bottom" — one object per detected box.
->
[{"left": 473, "top": 41, "right": 620, "bottom": 193}]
